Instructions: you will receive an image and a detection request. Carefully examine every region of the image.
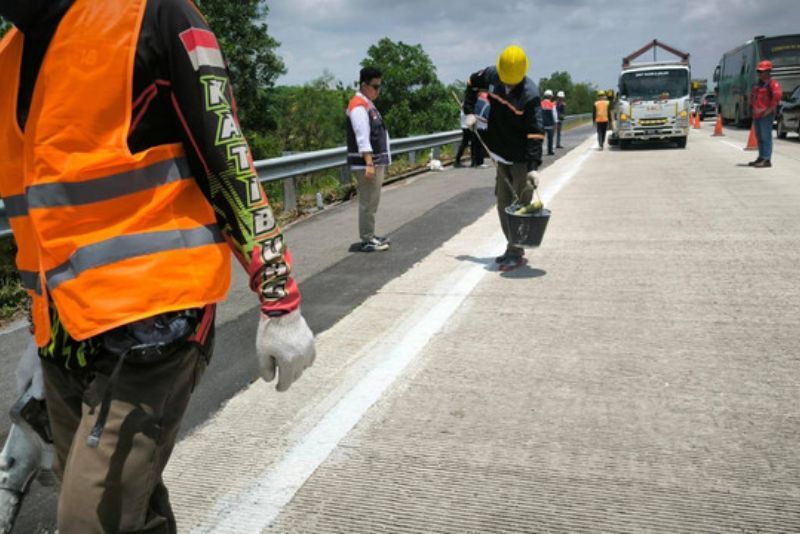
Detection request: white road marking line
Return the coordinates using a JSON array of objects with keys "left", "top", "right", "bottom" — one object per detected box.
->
[
  {"left": 194, "top": 137, "right": 595, "bottom": 533},
  {"left": 719, "top": 139, "right": 745, "bottom": 151}
]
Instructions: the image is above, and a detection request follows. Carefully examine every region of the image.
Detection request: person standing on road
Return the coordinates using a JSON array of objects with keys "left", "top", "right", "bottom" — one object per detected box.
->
[
  {"left": 347, "top": 67, "right": 392, "bottom": 252},
  {"left": 749, "top": 60, "right": 782, "bottom": 168},
  {"left": 0, "top": 1, "right": 316, "bottom": 532},
  {"left": 471, "top": 91, "right": 491, "bottom": 167},
  {"left": 541, "top": 89, "right": 558, "bottom": 155},
  {"left": 462, "top": 45, "right": 545, "bottom": 272},
  {"left": 555, "top": 90, "right": 566, "bottom": 149},
  {"left": 593, "top": 90, "right": 610, "bottom": 150},
  {"left": 454, "top": 108, "right": 474, "bottom": 168}
]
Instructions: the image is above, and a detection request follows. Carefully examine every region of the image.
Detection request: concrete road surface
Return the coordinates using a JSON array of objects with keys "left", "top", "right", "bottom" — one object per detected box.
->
[{"left": 164, "top": 126, "right": 800, "bottom": 532}]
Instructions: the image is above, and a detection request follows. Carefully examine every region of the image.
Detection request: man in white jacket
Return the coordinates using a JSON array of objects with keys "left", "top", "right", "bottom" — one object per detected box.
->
[{"left": 346, "top": 67, "right": 392, "bottom": 252}]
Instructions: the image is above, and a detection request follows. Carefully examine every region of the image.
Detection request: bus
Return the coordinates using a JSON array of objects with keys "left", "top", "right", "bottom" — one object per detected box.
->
[{"left": 714, "top": 34, "right": 800, "bottom": 126}]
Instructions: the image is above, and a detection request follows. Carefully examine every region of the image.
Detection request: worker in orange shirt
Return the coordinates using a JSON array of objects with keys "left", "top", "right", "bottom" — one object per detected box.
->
[{"left": 593, "top": 90, "right": 611, "bottom": 150}]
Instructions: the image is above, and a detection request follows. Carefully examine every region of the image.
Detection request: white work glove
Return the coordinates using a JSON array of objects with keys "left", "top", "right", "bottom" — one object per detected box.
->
[
  {"left": 256, "top": 308, "right": 316, "bottom": 392},
  {"left": 15, "top": 339, "right": 44, "bottom": 400},
  {"left": 464, "top": 114, "right": 477, "bottom": 130},
  {"left": 526, "top": 170, "right": 540, "bottom": 189}
]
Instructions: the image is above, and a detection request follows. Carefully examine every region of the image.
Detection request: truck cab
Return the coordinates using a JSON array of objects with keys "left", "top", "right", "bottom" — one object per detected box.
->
[{"left": 609, "top": 62, "right": 692, "bottom": 148}]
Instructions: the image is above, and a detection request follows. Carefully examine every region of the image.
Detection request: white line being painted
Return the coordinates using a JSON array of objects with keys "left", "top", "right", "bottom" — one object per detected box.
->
[
  {"left": 193, "top": 137, "right": 595, "bottom": 533},
  {"left": 719, "top": 139, "right": 746, "bottom": 151}
]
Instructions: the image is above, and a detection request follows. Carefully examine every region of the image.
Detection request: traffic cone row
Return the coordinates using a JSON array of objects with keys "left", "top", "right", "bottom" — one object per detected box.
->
[
  {"left": 745, "top": 123, "right": 758, "bottom": 150},
  {"left": 711, "top": 114, "right": 724, "bottom": 136}
]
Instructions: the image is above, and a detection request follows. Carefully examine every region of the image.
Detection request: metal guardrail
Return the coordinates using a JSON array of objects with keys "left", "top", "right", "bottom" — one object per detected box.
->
[{"left": 0, "top": 115, "right": 591, "bottom": 241}]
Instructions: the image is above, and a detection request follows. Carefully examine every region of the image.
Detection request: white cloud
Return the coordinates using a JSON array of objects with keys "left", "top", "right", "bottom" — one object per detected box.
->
[{"left": 265, "top": 0, "right": 800, "bottom": 90}]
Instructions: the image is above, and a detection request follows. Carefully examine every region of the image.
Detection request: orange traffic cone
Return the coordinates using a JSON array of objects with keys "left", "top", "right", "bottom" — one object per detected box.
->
[
  {"left": 693, "top": 112, "right": 701, "bottom": 129},
  {"left": 745, "top": 123, "right": 758, "bottom": 150},
  {"left": 711, "top": 114, "right": 724, "bottom": 136}
]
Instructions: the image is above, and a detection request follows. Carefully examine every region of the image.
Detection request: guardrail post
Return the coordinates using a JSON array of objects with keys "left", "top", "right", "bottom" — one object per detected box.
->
[
  {"left": 408, "top": 151, "right": 416, "bottom": 165},
  {"left": 283, "top": 177, "right": 297, "bottom": 212},
  {"left": 432, "top": 146, "right": 441, "bottom": 159},
  {"left": 339, "top": 165, "right": 351, "bottom": 186}
]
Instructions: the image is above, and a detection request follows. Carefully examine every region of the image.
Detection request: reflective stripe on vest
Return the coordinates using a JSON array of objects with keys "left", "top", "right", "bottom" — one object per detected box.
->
[{"left": 0, "top": 0, "right": 231, "bottom": 344}]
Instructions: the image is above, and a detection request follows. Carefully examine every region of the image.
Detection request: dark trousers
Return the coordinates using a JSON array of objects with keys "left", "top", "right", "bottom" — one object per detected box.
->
[
  {"left": 43, "top": 340, "right": 210, "bottom": 533},
  {"left": 545, "top": 127, "right": 555, "bottom": 154},
  {"left": 556, "top": 122, "right": 563, "bottom": 147},
  {"left": 596, "top": 121, "right": 608, "bottom": 147},
  {"left": 495, "top": 162, "right": 534, "bottom": 257},
  {"left": 455, "top": 128, "right": 472, "bottom": 164},
  {"left": 471, "top": 131, "right": 485, "bottom": 166}
]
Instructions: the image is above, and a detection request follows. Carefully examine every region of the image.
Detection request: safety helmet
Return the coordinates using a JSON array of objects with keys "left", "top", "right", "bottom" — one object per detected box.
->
[
  {"left": 543, "top": 89, "right": 554, "bottom": 98},
  {"left": 756, "top": 60, "right": 773, "bottom": 72},
  {"left": 496, "top": 45, "right": 529, "bottom": 85},
  {"left": 596, "top": 90, "right": 606, "bottom": 97},
  {"left": 556, "top": 90, "right": 565, "bottom": 98}
]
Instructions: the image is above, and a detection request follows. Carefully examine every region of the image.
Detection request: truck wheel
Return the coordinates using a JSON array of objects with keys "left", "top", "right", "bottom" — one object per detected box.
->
[
  {"left": 608, "top": 135, "right": 619, "bottom": 147},
  {"left": 619, "top": 140, "right": 631, "bottom": 150},
  {"left": 777, "top": 117, "right": 787, "bottom": 139},
  {"left": 675, "top": 136, "right": 687, "bottom": 149}
]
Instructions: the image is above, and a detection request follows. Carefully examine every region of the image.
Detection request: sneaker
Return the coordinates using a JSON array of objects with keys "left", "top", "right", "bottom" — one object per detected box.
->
[
  {"left": 753, "top": 159, "right": 772, "bottom": 168},
  {"left": 477, "top": 163, "right": 489, "bottom": 168},
  {"left": 453, "top": 161, "right": 465, "bottom": 168},
  {"left": 748, "top": 158, "right": 764, "bottom": 166},
  {"left": 375, "top": 235, "right": 391, "bottom": 244},
  {"left": 499, "top": 255, "right": 526, "bottom": 272},
  {"left": 495, "top": 252, "right": 509, "bottom": 264},
  {"left": 361, "top": 238, "right": 389, "bottom": 252},
  {"left": 556, "top": 145, "right": 564, "bottom": 149}
]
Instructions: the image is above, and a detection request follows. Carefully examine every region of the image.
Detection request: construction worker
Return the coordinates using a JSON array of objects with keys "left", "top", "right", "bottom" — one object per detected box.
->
[
  {"left": 541, "top": 89, "right": 558, "bottom": 155},
  {"left": 749, "top": 60, "right": 782, "bottom": 168},
  {"left": 555, "top": 90, "right": 566, "bottom": 149},
  {"left": 462, "top": 45, "right": 544, "bottom": 272},
  {"left": 0, "top": 1, "right": 316, "bottom": 532},
  {"left": 593, "top": 90, "right": 611, "bottom": 150},
  {"left": 346, "top": 66, "right": 392, "bottom": 252},
  {"left": 455, "top": 108, "right": 474, "bottom": 168}
]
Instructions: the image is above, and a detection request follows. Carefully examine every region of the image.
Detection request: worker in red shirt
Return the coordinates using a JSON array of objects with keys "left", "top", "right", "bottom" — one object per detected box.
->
[{"left": 749, "top": 60, "right": 782, "bottom": 168}]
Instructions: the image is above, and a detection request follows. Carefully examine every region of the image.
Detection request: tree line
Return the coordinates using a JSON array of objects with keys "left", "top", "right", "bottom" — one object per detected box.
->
[{"left": 0, "top": 3, "right": 601, "bottom": 160}]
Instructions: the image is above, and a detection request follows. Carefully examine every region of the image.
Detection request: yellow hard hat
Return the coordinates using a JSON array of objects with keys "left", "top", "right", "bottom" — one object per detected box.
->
[{"left": 496, "top": 45, "right": 528, "bottom": 85}]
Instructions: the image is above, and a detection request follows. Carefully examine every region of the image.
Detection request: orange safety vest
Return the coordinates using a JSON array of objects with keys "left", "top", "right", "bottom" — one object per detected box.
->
[
  {"left": 0, "top": 0, "right": 231, "bottom": 346},
  {"left": 594, "top": 100, "right": 609, "bottom": 123}
]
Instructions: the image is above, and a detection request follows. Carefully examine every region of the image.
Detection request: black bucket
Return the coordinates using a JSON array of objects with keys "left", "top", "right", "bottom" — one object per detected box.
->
[{"left": 504, "top": 206, "right": 551, "bottom": 248}]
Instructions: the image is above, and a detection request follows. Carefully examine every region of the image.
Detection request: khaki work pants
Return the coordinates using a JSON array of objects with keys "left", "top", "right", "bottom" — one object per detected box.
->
[
  {"left": 495, "top": 162, "right": 534, "bottom": 257},
  {"left": 42, "top": 341, "right": 209, "bottom": 533},
  {"left": 354, "top": 165, "right": 386, "bottom": 242}
]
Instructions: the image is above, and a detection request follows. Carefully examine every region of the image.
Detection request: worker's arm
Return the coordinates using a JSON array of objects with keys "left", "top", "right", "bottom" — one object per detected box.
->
[
  {"left": 348, "top": 104, "right": 376, "bottom": 178},
  {"left": 523, "top": 96, "right": 544, "bottom": 171},
  {"left": 157, "top": 0, "right": 299, "bottom": 316},
  {"left": 463, "top": 68, "right": 490, "bottom": 114}
]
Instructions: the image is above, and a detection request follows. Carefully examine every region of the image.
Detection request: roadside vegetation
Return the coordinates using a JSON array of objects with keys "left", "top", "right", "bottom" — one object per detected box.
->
[{"left": 0, "top": 4, "right": 598, "bottom": 323}]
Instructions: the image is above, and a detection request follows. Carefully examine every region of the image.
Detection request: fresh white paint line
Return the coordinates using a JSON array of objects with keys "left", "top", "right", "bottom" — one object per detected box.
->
[
  {"left": 193, "top": 137, "right": 595, "bottom": 533},
  {"left": 719, "top": 139, "right": 746, "bottom": 151}
]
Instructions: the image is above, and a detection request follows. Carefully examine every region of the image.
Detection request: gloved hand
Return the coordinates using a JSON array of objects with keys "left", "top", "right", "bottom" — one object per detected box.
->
[
  {"left": 526, "top": 170, "right": 540, "bottom": 189},
  {"left": 256, "top": 308, "right": 316, "bottom": 392},
  {"left": 14, "top": 339, "right": 44, "bottom": 400},
  {"left": 464, "top": 114, "right": 477, "bottom": 130}
]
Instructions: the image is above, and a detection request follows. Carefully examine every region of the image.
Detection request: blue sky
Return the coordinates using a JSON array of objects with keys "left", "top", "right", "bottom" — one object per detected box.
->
[{"left": 266, "top": 0, "right": 800, "bottom": 91}]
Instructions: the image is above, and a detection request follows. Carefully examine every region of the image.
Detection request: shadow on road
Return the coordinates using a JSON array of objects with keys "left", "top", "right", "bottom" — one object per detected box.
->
[{"left": 454, "top": 254, "right": 547, "bottom": 279}]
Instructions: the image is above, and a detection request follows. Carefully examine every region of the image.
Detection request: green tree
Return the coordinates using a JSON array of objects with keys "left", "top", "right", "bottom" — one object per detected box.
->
[
  {"left": 538, "top": 71, "right": 598, "bottom": 114},
  {"left": 361, "top": 38, "right": 457, "bottom": 138},
  {"left": 194, "top": 0, "right": 285, "bottom": 134},
  {"left": 270, "top": 71, "right": 350, "bottom": 154}
]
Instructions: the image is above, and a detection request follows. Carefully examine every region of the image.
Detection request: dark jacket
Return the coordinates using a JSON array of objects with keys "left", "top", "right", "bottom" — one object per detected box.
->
[{"left": 463, "top": 66, "right": 543, "bottom": 170}]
